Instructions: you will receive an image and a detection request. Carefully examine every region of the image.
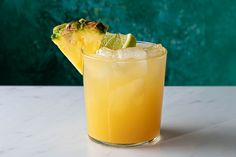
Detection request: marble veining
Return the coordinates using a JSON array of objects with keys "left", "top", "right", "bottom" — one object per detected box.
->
[{"left": 0, "top": 86, "right": 236, "bottom": 157}]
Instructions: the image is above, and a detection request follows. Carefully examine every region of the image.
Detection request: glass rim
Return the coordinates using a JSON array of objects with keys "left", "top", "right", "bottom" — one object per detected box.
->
[{"left": 82, "top": 41, "right": 167, "bottom": 63}]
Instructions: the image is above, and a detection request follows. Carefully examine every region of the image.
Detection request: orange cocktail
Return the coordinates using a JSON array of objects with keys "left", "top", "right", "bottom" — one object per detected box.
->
[{"left": 83, "top": 42, "right": 167, "bottom": 146}]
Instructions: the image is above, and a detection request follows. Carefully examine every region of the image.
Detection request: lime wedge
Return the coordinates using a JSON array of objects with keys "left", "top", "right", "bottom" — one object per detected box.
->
[{"left": 100, "top": 33, "right": 136, "bottom": 50}]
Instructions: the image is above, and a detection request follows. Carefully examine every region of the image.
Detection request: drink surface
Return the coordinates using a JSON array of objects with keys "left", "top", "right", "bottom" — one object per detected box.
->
[{"left": 83, "top": 42, "right": 167, "bottom": 144}]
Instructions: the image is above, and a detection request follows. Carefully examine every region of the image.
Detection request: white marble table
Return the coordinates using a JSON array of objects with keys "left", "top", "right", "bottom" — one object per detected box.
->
[{"left": 0, "top": 87, "right": 236, "bottom": 157}]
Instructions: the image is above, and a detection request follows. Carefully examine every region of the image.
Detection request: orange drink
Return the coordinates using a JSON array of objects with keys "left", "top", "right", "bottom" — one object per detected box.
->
[{"left": 83, "top": 42, "right": 167, "bottom": 146}]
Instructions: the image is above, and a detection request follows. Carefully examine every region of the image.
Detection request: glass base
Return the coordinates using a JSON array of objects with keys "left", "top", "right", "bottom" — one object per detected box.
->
[{"left": 88, "top": 135, "right": 161, "bottom": 147}]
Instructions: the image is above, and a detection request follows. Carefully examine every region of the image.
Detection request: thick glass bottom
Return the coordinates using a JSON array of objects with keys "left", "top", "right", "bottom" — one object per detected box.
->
[{"left": 88, "top": 135, "right": 161, "bottom": 147}]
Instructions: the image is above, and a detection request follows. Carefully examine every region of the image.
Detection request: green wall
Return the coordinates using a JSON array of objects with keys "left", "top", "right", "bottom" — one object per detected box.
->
[{"left": 0, "top": 0, "right": 235, "bottom": 85}]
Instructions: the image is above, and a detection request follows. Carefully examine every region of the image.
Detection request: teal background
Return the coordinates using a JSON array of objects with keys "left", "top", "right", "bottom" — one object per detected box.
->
[{"left": 0, "top": 0, "right": 235, "bottom": 85}]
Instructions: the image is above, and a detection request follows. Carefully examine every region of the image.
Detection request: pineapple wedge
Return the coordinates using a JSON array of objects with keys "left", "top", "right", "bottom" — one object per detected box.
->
[{"left": 51, "top": 18, "right": 108, "bottom": 74}]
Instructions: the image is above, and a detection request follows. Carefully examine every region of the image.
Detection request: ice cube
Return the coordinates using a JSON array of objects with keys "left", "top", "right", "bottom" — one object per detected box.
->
[
  {"left": 111, "top": 48, "right": 148, "bottom": 79},
  {"left": 137, "top": 43, "right": 166, "bottom": 57},
  {"left": 95, "top": 47, "right": 148, "bottom": 83},
  {"left": 96, "top": 47, "right": 114, "bottom": 58},
  {"left": 96, "top": 47, "right": 147, "bottom": 60},
  {"left": 115, "top": 47, "right": 147, "bottom": 59},
  {"left": 136, "top": 42, "right": 157, "bottom": 49}
]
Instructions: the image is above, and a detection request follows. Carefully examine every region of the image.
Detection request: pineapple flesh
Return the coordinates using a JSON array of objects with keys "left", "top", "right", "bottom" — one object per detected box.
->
[{"left": 51, "top": 19, "right": 108, "bottom": 74}]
